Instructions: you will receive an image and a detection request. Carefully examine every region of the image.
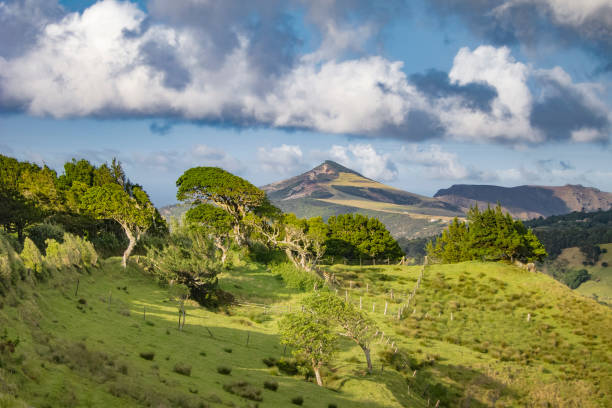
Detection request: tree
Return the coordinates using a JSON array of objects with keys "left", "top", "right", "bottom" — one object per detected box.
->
[
  {"left": 304, "top": 292, "right": 376, "bottom": 373},
  {"left": 176, "top": 167, "right": 267, "bottom": 246},
  {"left": 81, "top": 183, "right": 155, "bottom": 268},
  {"left": 142, "top": 229, "right": 221, "bottom": 306},
  {"left": 278, "top": 312, "right": 337, "bottom": 386},
  {"left": 427, "top": 204, "right": 547, "bottom": 264},
  {"left": 326, "top": 214, "right": 403, "bottom": 261},
  {"left": 185, "top": 204, "right": 233, "bottom": 265}
]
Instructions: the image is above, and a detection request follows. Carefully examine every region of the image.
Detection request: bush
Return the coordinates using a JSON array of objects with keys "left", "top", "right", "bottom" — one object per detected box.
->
[
  {"left": 139, "top": 351, "right": 155, "bottom": 361},
  {"left": 263, "top": 380, "right": 278, "bottom": 391},
  {"left": 25, "top": 223, "right": 65, "bottom": 254},
  {"left": 217, "top": 366, "right": 232, "bottom": 375},
  {"left": 262, "top": 357, "right": 277, "bottom": 367},
  {"left": 20, "top": 238, "right": 43, "bottom": 275},
  {"left": 223, "top": 347, "right": 232, "bottom": 353},
  {"left": 43, "top": 233, "right": 98, "bottom": 270},
  {"left": 291, "top": 396, "right": 304, "bottom": 405},
  {"left": 173, "top": 363, "right": 192, "bottom": 376},
  {"left": 328, "top": 404, "right": 338, "bottom": 408},
  {"left": 270, "top": 262, "right": 323, "bottom": 291},
  {"left": 563, "top": 269, "right": 591, "bottom": 289},
  {"left": 602, "top": 262, "right": 609, "bottom": 267},
  {"left": 0, "top": 231, "right": 26, "bottom": 286},
  {"left": 222, "top": 381, "right": 262, "bottom": 401}
]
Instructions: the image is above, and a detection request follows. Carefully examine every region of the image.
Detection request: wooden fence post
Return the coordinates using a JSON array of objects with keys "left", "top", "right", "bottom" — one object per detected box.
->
[
  {"left": 384, "top": 302, "right": 388, "bottom": 315},
  {"left": 359, "top": 297, "right": 362, "bottom": 309}
]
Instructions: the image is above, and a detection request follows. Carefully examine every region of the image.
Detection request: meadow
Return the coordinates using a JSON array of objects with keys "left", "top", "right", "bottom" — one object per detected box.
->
[{"left": 1, "top": 256, "right": 611, "bottom": 407}]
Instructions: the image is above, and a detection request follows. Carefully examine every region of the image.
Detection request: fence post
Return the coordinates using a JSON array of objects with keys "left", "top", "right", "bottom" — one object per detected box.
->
[
  {"left": 143, "top": 306, "right": 146, "bottom": 321},
  {"left": 74, "top": 279, "right": 80, "bottom": 297},
  {"left": 372, "top": 303, "right": 375, "bottom": 312},
  {"left": 384, "top": 302, "right": 388, "bottom": 315},
  {"left": 359, "top": 297, "right": 362, "bottom": 309},
  {"left": 373, "top": 258, "right": 376, "bottom": 266},
  {"left": 246, "top": 331, "right": 250, "bottom": 347},
  {"left": 366, "top": 283, "right": 369, "bottom": 293},
  {"left": 345, "top": 290, "right": 348, "bottom": 303}
]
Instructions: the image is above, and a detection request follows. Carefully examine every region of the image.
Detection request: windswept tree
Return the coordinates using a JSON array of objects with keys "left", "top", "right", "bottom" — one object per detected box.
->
[
  {"left": 81, "top": 183, "right": 155, "bottom": 267},
  {"left": 304, "top": 292, "right": 376, "bottom": 373},
  {"left": 279, "top": 311, "right": 337, "bottom": 386},
  {"left": 185, "top": 203, "right": 233, "bottom": 265},
  {"left": 176, "top": 167, "right": 268, "bottom": 246}
]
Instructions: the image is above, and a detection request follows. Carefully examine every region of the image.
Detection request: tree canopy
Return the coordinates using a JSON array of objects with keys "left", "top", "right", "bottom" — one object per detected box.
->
[
  {"left": 326, "top": 213, "right": 403, "bottom": 261},
  {"left": 427, "top": 204, "right": 547, "bottom": 264},
  {"left": 81, "top": 183, "right": 156, "bottom": 267},
  {"left": 176, "top": 167, "right": 268, "bottom": 245}
]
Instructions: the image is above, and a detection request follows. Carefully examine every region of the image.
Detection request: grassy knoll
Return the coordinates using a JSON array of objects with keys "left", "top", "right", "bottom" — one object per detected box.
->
[
  {"left": 546, "top": 243, "right": 612, "bottom": 305},
  {"left": 1, "top": 258, "right": 611, "bottom": 407}
]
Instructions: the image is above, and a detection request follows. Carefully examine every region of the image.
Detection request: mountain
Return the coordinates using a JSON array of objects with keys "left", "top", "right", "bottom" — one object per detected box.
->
[
  {"left": 262, "top": 160, "right": 463, "bottom": 239},
  {"left": 434, "top": 184, "right": 612, "bottom": 220}
]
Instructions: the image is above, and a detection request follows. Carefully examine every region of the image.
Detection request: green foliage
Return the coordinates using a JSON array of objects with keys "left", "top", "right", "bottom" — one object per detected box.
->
[
  {"left": 43, "top": 233, "right": 98, "bottom": 270},
  {"left": 142, "top": 228, "right": 221, "bottom": 306},
  {"left": 81, "top": 183, "right": 156, "bottom": 267},
  {"left": 25, "top": 223, "right": 65, "bottom": 254},
  {"left": 428, "top": 205, "right": 547, "bottom": 264},
  {"left": 176, "top": 167, "right": 270, "bottom": 245},
  {"left": 222, "top": 381, "right": 262, "bottom": 401},
  {"left": 217, "top": 366, "right": 232, "bottom": 375},
  {"left": 279, "top": 311, "right": 337, "bottom": 386},
  {"left": 20, "top": 238, "right": 43, "bottom": 275},
  {"left": 579, "top": 243, "right": 602, "bottom": 265},
  {"left": 263, "top": 380, "right": 278, "bottom": 391},
  {"left": 563, "top": 269, "right": 591, "bottom": 289},
  {"left": 326, "top": 213, "right": 403, "bottom": 261},
  {"left": 525, "top": 208, "right": 612, "bottom": 259},
  {"left": 173, "top": 363, "right": 192, "bottom": 376},
  {"left": 0, "top": 231, "right": 25, "bottom": 289},
  {"left": 270, "top": 263, "right": 322, "bottom": 291}
]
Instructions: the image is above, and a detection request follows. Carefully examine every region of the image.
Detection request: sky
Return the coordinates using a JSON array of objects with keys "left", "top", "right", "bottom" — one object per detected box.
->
[{"left": 0, "top": 0, "right": 611, "bottom": 206}]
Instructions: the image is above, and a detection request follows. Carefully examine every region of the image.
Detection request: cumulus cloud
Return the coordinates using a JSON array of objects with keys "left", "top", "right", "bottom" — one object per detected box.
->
[
  {"left": 257, "top": 144, "right": 305, "bottom": 175},
  {"left": 323, "top": 144, "right": 398, "bottom": 181},
  {"left": 131, "top": 144, "right": 242, "bottom": 174},
  {"left": 428, "top": 0, "right": 612, "bottom": 71},
  {"left": 0, "top": 1, "right": 609, "bottom": 145},
  {"left": 397, "top": 144, "right": 475, "bottom": 180}
]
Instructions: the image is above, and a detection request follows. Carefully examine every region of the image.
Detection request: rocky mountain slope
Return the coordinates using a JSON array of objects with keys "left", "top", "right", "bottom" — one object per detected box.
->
[
  {"left": 434, "top": 184, "right": 612, "bottom": 219},
  {"left": 262, "top": 161, "right": 463, "bottom": 239}
]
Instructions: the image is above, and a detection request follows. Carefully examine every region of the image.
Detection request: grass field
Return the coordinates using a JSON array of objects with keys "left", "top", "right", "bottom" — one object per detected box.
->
[
  {"left": 1, "top": 257, "right": 611, "bottom": 407},
  {"left": 562, "top": 243, "right": 612, "bottom": 304}
]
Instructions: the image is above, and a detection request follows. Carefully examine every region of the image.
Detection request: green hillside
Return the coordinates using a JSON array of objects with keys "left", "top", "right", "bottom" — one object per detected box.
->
[{"left": 2, "top": 258, "right": 611, "bottom": 407}]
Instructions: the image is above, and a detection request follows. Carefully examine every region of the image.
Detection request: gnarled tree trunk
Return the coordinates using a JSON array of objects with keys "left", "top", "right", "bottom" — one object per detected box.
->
[
  {"left": 312, "top": 360, "right": 323, "bottom": 386},
  {"left": 121, "top": 224, "right": 139, "bottom": 269},
  {"left": 361, "top": 344, "right": 372, "bottom": 374}
]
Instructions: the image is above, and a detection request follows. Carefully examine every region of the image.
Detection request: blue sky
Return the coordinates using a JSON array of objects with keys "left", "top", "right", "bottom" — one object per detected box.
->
[{"left": 1, "top": 0, "right": 611, "bottom": 206}]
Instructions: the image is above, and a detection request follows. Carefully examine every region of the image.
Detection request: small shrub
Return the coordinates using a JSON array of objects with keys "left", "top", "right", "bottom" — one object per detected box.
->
[
  {"left": 328, "top": 404, "right": 338, "bottom": 408},
  {"left": 78, "top": 298, "right": 87, "bottom": 305},
  {"left": 222, "top": 381, "right": 262, "bottom": 401},
  {"left": 277, "top": 358, "right": 299, "bottom": 375},
  {"left": 602, "top": 262, "right": 608, "bottom": 267},
  {"left": 263, "top": 380, "right": 278, "bottom": 391},
  {"left": 223, "top": 347, "right": 232, "bottom": 353},
  {"left": 262, "top": 357, "right": 277, "bottom": 367},
  {"left": 291, "top": 396, "right": 304, "bottom": 405},
  {"left": 145, "top": 320, "right": 155, "bottom": 326},
  {"left": 271, "top": 262, "right": 323, "bottom": 291},
  {"left": 139, "top": 351, "right": 155, "bottom": 361},
  {"left": 217, "top": 366, "right": 232, "bottom": 375},
  {"left": 199, "top": 351, "right": 207, "bottom": 357},
  {"left": 173, "top": 362, "right": 192, "bottom": 376}
]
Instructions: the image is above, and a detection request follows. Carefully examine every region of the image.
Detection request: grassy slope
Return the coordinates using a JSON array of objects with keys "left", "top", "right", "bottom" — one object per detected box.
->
[
  {"left": 557, "top": 243, "right": 612, "bottom": 304},
  {"left": 2, "top": 259, "right": 611, "bottom": 407}
]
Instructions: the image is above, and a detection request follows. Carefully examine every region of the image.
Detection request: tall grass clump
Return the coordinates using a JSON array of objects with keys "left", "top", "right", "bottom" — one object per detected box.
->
[
  {"left": 20, "top": 238, "right": 43, "bottom": 275},
  {"left": 44, "top": 233, "right": 98, "bottom": 270},
  {"left": 0, "top": 231, "right": 25, "bottom": 290},
  {"left": 270, "top": 262, "right": 322, "bottom": 291}
]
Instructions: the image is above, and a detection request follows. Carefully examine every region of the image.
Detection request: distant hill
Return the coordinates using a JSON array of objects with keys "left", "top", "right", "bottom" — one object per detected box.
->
[
  {"left": 434, "top": 184, "right": 612, "bottom": 219},
  {"left": 262, "top": 161, "right": 464, "bottom": 239}
]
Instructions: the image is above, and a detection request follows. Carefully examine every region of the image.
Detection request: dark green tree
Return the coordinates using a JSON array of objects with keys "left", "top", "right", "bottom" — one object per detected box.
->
[
  {"left": 185, "top": 204, "right": 233, "bottom": 265},
  {"left": 81, "top": 184, "right": 156, "bottom": 268},
  {"left": 176, "top": 167, "right": 268, "bottom": 246}
]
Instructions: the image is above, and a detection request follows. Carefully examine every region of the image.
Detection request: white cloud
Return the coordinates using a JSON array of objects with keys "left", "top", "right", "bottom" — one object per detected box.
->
[
  {"left": 0, "top": 2, "right": 608, "bottom": 146},
  {"left": 257, "top": 144, "right": 305, "bottom": 175},
  {"left": 494, "top": 0, "right": 612, "bottom": 28},
  {"left": 323, "top": 144, "right": 398, "bottom": 181},
  {"left": 132, "top": 144, "right": 242, "bottom": 174},
  {"left": 398, "top": 144, "right": 472, "bottom": 180}
]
